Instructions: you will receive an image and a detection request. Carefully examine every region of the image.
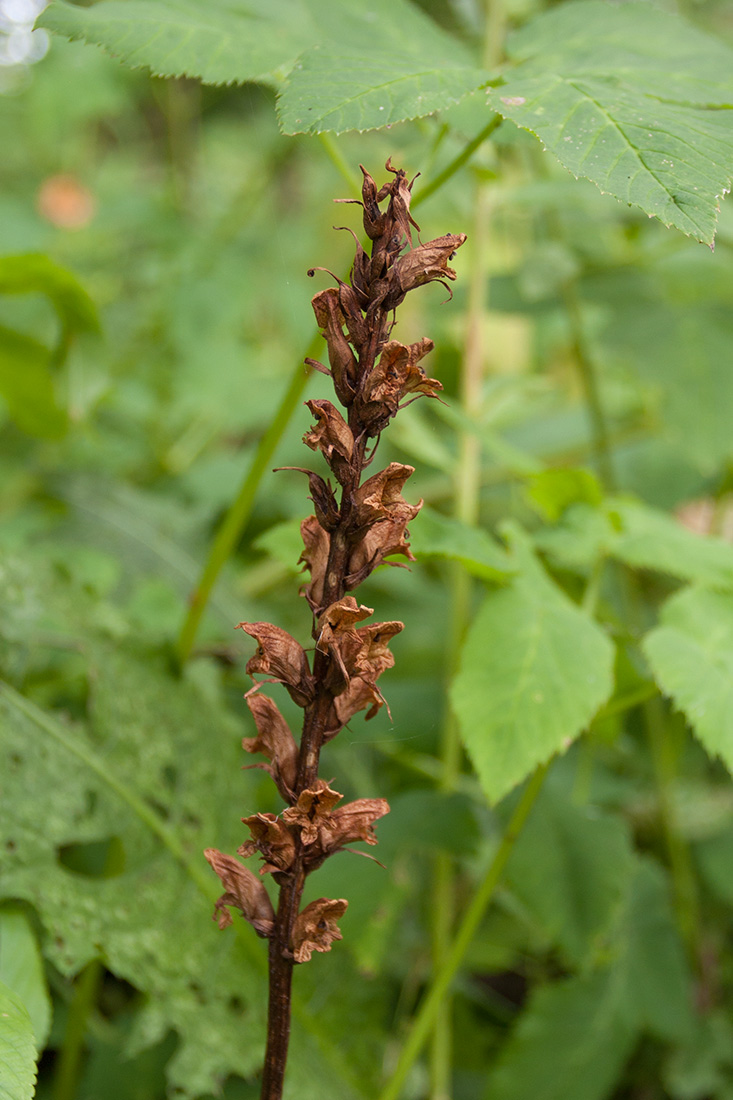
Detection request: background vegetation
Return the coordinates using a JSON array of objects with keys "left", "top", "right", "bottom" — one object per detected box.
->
[{"left": 2, "top": 1, "right": 733, "bottom": 1098}]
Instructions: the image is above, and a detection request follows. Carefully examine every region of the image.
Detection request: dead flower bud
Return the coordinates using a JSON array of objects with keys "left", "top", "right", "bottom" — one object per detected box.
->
[
  {"left": 311, "top": 288, "right": 358, "bottom": 405},
  {"left": 346, "top": 516, "right": 416, "bottom": 587},
  {"left": 204, "top": 848, "right": 276, "bottom": 936},
  {"left": 292, "top": 898, "right": 348, "bottom": 963},
  {"left": 303, "top": 399, "right": 354, "bottom": 484},
  {"left": 358, "top": 340, "right": 440, "bottom": 434},
  {"left": 352, "top": 463, "right": 421, "bottom": 534},
  {"left": 328, "top": 797, "right": 390, "bottom": 848},
  {"left": 237, "top": 622, "right": 315, "bottom": 708},
  {"left": 243, "top": 693, "right": 298, "bottom": 802},
  {"left": 239, "top": 813, "right": 297, "bottom": 879},
  {"left": 299, "top": 515, "right": 330, "bottom": 612},
  {"left": 387, "top": 232, "right": 468, "bottom": 307},
  {"left": 282, "top": 781, "right": 343, "bottom": 845}
]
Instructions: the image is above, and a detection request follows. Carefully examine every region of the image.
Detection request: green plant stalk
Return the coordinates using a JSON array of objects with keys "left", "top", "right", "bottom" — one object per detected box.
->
[
  {"left": 175, "top": 126, "right": 503, "bottom": 666},
  {"left": 429, "top": 181, "right": 493, "bottom": 1099},
  {"left": 51, "top": 958, "right": 102, "bottom": 1100},
  {"left": 563, "top": 284, "right": 617, "bottom": 492},
  {"left": 379, "top": 761, "right": 550, "bottom": 1100},
  {"left": 175, "top": 350, "right": 316, "bottom": 666}
]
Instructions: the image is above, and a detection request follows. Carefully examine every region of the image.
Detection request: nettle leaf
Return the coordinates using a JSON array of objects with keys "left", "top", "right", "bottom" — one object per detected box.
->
[
  {"left": 615, "top": 860, "right": 693, "bottom": 1043},
  {"left": 277, "top": 0, "right": 487, "bottom": 135},
  {"left": 643, "top": 587, "right": 733, "bottom": 774},
  {"left": 0, "top": 907, "right": 51, "bottom": 1050},
  {"left": 0, "top": 981, "right": 36, "bottom": 1100},
  {"left": 487, "top": 2, "right": 733, "bottom": 244},
  {"left": 410, "top": 506, "right": 514, "bottom": 582},
  {"left": 484, "top": 967, "right": 636, "bottom": 1100},
  {"left": 451, "top": 534, "right": 614, "bottom": 804},
  {"left": 504, "top": 785, "right": 634, "bottom": 965},
  {"left": 38, "top": 0, "right": 319, "bottom": 86}
]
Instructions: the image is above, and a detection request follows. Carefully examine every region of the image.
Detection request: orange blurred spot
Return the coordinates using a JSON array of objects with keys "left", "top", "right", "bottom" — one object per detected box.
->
[{"left": 37, "top": 174, "right": 96, "bottom": 230}]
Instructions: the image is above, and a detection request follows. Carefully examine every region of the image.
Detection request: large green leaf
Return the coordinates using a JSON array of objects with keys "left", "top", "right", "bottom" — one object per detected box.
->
[
  {"left": 451, "top": 535, "right": 614, "bottom": 804},
  {"left": 0, "top": 907, "right": 51, "bottom": 1050},
  {"left": 38, "top": 0, "right": 319, "bottom": 86},
  {"left": 504, "top": 785, "right": 634, "bottom": 965},
  {"left": 0, "top": 981, "right": 36, "bottom": 1100},
  {"left": 488, "top": 2, "right": 733, "bottom": 244},
  {"left": 277, "top": 0, "right": 487, "bottom": 134},
  {"left": 409, "top": 506, "right": 514, "bottom": 582},
  {"left": 643, "top": 587, "right": 733, "bottom": 773},
  {"left": 484, "top": 967, "right": 636, "bottom": 1100}
]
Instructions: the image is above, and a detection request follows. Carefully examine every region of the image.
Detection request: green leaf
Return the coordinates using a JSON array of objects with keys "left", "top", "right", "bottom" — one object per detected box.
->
[
  {"left": 410, "top": 506, "right": 514, "bottom": 581},
  {"left": 484, "top": 968, "right": 636, "bottom": 1100},
  {"left": 0, "top": 907, "right": 51, "bottom": 1050},
  {"left": 0, "top": 325, "right": 67, "bottom": 439},
  {"left": 615, "top": 860, "right": 693, "bottom": 1042},
  {"left": 0, "top": 254, "right": 99, "bottom": 337},
  {"left": 488, "top": 2, "right": 733, "bottom": 243},
  {"left": 643, "top": 587, "right": 733, "bottom": 772},
  {"left": 504, "top": 785, "right": 634, "bottom": 965},
  {"left": 609, "top": 499, "right": 733, "bottom": 589},
  {"left": 451, "top": 536, "right": 614, "bottom": 804},
  {"left": 525, "top": 467, "right": 603, "bottom": 522},
  {"left": 37, "top": 0, "right": 319, "bottom": 86},
  {"left": 0, "top": 980, "right": 37, "bottom": 1100},
  {"left": 277, "top": 0, "right": 487, "bottom": 135}
]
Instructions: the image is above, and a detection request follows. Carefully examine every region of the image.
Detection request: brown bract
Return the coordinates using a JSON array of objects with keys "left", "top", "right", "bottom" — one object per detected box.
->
[
  {"left": 292, "top": 898, "right": 348, "bottom": 963},
  {"left": 310, "top": 287, "right": 358, "bottom": 406},
  {"left": 204, "top": 848, "right": 276, "bottom": 936},
  {"left": 303, "top": 399, "right": 354, "bottom": 485},
  {"left": 237, "top": 622, "right": 315, "bottom": 707},
  {"left": 243, "top": 693, "right": 298, "bottom": 803},
  {"left": 298, "top": 514, "right": 330, "bottom": 612},
  {"left": 239, "top": 813, "right": 297, "bottom": 879}
]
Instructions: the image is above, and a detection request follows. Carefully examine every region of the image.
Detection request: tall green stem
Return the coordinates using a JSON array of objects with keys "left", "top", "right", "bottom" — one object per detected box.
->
[
  {"left": 429, "top": 182, "right": 493, "bottom": 1098},
  {"left": 380, "top": 763, "right": 549, "bottom": 1100}
]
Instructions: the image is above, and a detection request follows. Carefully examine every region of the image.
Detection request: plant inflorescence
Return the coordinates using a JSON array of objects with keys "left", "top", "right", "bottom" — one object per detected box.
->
[{"left": 204, "top": 160, "right": 466, "bottom": 1100}]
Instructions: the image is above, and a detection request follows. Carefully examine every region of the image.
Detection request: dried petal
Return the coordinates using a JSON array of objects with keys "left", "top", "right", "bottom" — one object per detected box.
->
[
  {"left": 358, "top": 339, "right": 440, "bottom": 433},
  {"left": 304, "top": 399, "right": 354, "bottom": 484},
  {"left": 237, "top": 622, "right": 315, "bottom": 707},
  {"left": 243, "top": 693, "right": 298, "bottom": 801},
  {"left": 282, "top": 781, "right": 343, "bottom": 845},
  {"left": 352, "top": 463, "right": 420, "bottom": 534},
  {"left": 299, "top": 515, "right": 330, "bottom": 612},
  {"left": 204, "top": 848, "right": 276, "bottom": 936},
  {"left": 239, "top": 812, "right": 297, "bottom": 877},
  {"left": 292, "top": 897, "right": 348, "bottom": 963},
  {"left": 388, "top": 233, "right": 467, "bottom": 306},
  {"left": 327, "top": 798, "right": 390, "bottom": 849},
  {"left": 311, "top": 287, "right": 358, "bottom": 405}
]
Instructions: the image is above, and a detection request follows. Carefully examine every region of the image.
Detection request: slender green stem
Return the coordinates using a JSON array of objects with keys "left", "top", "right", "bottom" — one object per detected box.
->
[
  {"left": 429, "top": 180, "right": 493, "bottom": 1099},
  {"left": 175, "top": 352, "right": 316, "bottom": 666},
  {"left": 318, "top": 133, "right": 360, "bottom": 194},
  {"left": 412, "top": 117, "right": 501, "bottom": 211},
  {"left": 379, "top": 762, "right": 550, "bottom": 1100},
  {"left": 52, "top": 958, "right": 102, "bottom": 1100},
  {"left": 563, "top": 286, "right": 617, "bottom": 491}
]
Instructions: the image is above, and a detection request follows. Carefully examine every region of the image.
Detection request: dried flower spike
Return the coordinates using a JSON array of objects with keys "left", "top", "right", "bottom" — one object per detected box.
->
[{"left": 205, "top": 161, "right": 465, "bottom": 1100}]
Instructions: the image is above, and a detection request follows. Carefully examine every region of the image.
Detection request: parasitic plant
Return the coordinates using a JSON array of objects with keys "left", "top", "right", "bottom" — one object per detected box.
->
[{"left": 204, "top": 160, "right": 466, "bottom": 1100}]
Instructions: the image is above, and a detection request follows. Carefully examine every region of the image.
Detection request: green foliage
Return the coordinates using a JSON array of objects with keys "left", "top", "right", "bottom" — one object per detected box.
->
[
  {"left": 4, "top": 1, "right": 733, "bottom": 1098},
  {"left": 0, "top": 980, "right": 37, "bottom": 1100},
  {"left": 451, "top": 533, "right": 614, "bottom": 803}
]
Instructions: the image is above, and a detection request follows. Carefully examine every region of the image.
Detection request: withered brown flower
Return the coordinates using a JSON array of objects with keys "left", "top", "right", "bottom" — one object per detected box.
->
[
  {"left": 291, "top": 898, "right": 348, "bottom": 963},
  {"left": 237, "top": 622, "right": 315, "bottom": 707},
  {"left": 204, "top": 848, "right": 276, "bottom": 936},
  {"left": 239, "top": 813, "right": 297, "bottom": 878},
  {"left": 243, "top": 692, "right": 298, "bottom": 803}
]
